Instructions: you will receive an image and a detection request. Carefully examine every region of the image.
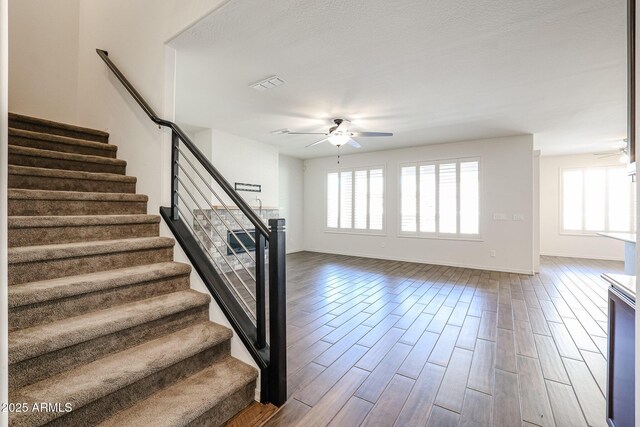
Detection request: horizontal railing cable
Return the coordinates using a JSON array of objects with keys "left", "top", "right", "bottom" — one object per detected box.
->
[{"left": 177, "top": 160, "right": 256, "bottom": 263}]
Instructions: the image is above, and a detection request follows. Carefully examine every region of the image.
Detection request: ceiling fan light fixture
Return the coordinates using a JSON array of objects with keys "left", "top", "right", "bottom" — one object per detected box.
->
[{"left": 328, "top": 134, "right": 350, "bottom": 146}]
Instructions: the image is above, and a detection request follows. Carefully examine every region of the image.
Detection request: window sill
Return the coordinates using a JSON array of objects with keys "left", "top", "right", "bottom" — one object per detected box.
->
[
  {"left": 397, "top": 233, "right": 484, "bottom": 242},
  {"left": 325, "top": 229, "right": 387, "bottom": 237}
]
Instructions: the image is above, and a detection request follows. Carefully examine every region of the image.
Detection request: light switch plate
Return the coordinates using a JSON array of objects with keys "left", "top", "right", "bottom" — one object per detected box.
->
[
  {"left": 493, "top": 213, "right": 507, "bottom": 220},
  {"left": 512, "top": 213, "right": 525, "bottom": 221}
]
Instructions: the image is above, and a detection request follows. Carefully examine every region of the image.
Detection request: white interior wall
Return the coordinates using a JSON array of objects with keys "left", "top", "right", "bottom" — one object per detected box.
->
[
  {"left": 304, "top": 135, "right": 535, "bottom": 274},
  {"left": 279, "top": 154, "right": 304, "bottom": 253},
  {"left": 74, "top": 0, "right": 229, "bottom": 214},
  {"left": 540, "top": 153, "right": 627, "bottom": 260},
  {"left": 209, "top": 129, "right": 279, "bottom": 209},
  {"left": 1, "top": 0, "right": 9, "bottom": 423},
  {"left": 8, "top": 0, "right": 80, "bottom": 123},
  {"left": 71, "top": 0, "right": 259, "bottom": 376}
]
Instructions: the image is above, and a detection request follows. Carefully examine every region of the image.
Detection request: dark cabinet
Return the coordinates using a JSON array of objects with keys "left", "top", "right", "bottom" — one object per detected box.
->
[{"left": 604, "top": 274, "right": 636, "bottom": 427}]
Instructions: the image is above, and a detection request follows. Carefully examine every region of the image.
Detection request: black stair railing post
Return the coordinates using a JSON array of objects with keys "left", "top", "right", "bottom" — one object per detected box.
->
[
  {"left": 171, "top": 130, "right": 179, "bottom": 220},
  {"left": 255, "top": 230, "right": 266, "bottom": 349},
  {"left": 268, "top": 218, "right": 287, "bottom": 405}
]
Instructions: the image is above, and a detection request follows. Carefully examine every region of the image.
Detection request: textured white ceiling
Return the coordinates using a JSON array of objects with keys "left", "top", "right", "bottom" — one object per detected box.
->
[{"left": 170, "top": 0, "right": 627, "bottom": 159}]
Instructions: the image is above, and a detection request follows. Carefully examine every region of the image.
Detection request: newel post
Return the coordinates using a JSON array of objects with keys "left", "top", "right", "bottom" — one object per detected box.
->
[{"left": 268, "top": 218, "right": 287, "bottom": 405}]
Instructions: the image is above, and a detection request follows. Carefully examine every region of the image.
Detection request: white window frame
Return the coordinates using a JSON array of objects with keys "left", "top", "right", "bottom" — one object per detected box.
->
[
  {"left": 398, "top": 156, "right": 482, "bottom": 241},
  {"left": 559, "top": 166, "right": 636, "bottom": 236},
  {"left": 325, "top": 165, "right": 386, "bottom": 235}
]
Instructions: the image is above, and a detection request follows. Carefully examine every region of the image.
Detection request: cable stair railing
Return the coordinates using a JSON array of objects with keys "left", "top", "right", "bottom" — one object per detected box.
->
[{"left": 96, "top": 49, "right": 287, "bottom": 405}]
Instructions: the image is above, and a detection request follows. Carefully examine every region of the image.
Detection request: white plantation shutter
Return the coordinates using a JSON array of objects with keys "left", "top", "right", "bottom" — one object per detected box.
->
[
  {"left": 562, "top": 169, "right": 583, "bottom": 231},
  {"left": 584, "top": 168, "right": 605, "bottom": 231},
  {"left": 369, "top": 169, "right": 384, "bottom": 230},
  {"left": 460, "top": 161, "right": 479, "bottom": 234},
  {"left": 608, "top": 167, "right": 631, "bottom": 232},
  {"left": 326, "top": 172, "right": 339, "bottom": 228},
  {"left": 562, "top": 166, "right": 634, "bottom": 233},
  {"left": 401, "top": 166, "right": 417, "bottom": 232},
  {"left": 340, "top": 171, "right": 353, "bottom": 229},
  {"left": 326, "top": 167, "right": 384, "bottom": 232},
  {"left": 354, "top": 170, "right": 368, "bottom": 229},
  {"left": 438, "top": 163, "right": 457, "bottom": 233},
  {"left": 419, "top": 164, "right": 436, "bottom": 232},
  {"left": 401, "top": 158, "right": 481, "bottom": 237}
]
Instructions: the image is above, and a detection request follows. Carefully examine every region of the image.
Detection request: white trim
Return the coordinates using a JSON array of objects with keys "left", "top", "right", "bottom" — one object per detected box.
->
[{"left": 303, "top": 247, "right": 535, "bottom": 275}]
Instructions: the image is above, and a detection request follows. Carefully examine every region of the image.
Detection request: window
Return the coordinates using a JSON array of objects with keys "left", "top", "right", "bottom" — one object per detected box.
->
[
  {"left": 561, "top": 166, "right": 635, "bottom": 233},
  {"left": 401, "top": 158, "right": 480, "bottom": 237},
  {"left": 326, "top": 167, "right": 385, "bottom": 232}
]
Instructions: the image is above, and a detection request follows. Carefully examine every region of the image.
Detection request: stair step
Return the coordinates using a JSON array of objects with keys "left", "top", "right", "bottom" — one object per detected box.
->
[
  {"left": 9, "top": 262, "right": 191, "bottom": 330},
  {"left": 9, "top": 128, "right": 117, "bottom": 158},
  {"left": 8, "top": 214, "right": 159, "bottom": 247},
  {"left": 98, "top": 357, "right": 258, "bottom": 427},
  {"left": 8, "top": 188, "right": 147, "bottom": 216},
  {"left": 9, "top": 145, "right": 126, "bottom": 175},
  {"left": 8, "top": 237, "right": 173, "bottom": 285},
  {"left": 9, "top": 290, "right": 212, "bottom": 390},
  {"left": 9, "top": 112, "right": 109, "bottom": 143},
  {"left": 9, "top": 322, "right": 235, "bottom": 427},
  {"left": 8, "top": 165, "right": 136, "bottom": 193}
]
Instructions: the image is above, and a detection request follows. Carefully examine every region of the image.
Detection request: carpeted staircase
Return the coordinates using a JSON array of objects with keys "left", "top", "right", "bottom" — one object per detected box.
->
[{"left": 6, "top": 113, "right": 259, "bottom": 427}]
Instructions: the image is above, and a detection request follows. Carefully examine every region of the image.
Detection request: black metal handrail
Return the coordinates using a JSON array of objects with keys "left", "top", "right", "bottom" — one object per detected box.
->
[
  {"left": 96, "top": 49, "right": 269, "bottom": 237},
  {"left": 97, "top": 49, "right": 286, "bottom": 405}
]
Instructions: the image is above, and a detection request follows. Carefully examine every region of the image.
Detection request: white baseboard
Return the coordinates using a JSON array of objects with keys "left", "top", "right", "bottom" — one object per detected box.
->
[{"left": 303, "top": 247, "right": 535, "bottom": 275}]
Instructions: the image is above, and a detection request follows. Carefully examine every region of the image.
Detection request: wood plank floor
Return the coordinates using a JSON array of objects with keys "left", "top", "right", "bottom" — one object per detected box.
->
[{"left": 264, "top": 252, "right": 622, "bottom": 427}]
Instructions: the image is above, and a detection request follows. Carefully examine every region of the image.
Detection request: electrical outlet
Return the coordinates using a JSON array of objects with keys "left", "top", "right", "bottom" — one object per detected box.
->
[
  {"left": 381, "top": 241, "right": 387, "bottom": 248},
  {"left": 490, "top": 250, "right": 496, "bottom": 257}
]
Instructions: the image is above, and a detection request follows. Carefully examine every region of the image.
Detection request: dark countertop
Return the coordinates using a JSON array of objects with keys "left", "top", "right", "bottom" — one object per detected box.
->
[{"left": 603, "top": 273, "right": 636, "bottom": 302}]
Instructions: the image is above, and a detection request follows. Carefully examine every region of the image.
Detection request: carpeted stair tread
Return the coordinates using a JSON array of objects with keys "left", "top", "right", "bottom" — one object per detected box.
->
[
  {"left": 8, "top": 236, "right": 172, "bottom": 264},
  {"left": 97, "top": 357, "right": 258, "bottom": 427},
  {"left": 8, "top": 214, "right": 160, "bottom": 247},
  {"left": 8, "top": 188, "right": 145, "bottom": 202},
  {"left": 9, "top": 112, "right": 109, "bottom": 143},
  {"left": 8, "top": 214, "right": 159, "bottom": 229},
  {"left": 9, "top": 145, "right": 125, "bottom": 167},
  {"left": 9, "top": 128, "right": 117, "bottom": 158},
  {"left": 9, "top": 261, "right": 191, "bottom": 308},
  {"left": 9, "top": 164, "right": 134, "bottom": 183},
  {"left": 9, "top": 289, "right": 211, "bottom": 364},
  {"left": 9, "top": 322, "right": 233, "bottom": 427},
  {"left": 8, "top": 165, "right": 136, "bottom": 193}
]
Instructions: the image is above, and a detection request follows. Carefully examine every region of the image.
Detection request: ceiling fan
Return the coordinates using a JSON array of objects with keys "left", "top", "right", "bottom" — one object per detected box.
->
[
  {"left": 284, "top": 119, "right": 393, "bottom": 148},
  {"left": 594, "top": 140, "right": 629, "bottom": 163}
]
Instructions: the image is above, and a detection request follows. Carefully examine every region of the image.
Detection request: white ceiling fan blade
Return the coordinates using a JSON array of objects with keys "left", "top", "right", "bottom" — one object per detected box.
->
[
  {"left": 346, "top": 138, "right": 361, "bottom": 148},
  {"left": 287, "top": 132, "right": 329, "bottom": 135},
  {"left": 350, "top": 131, "right": 393, "bottom": 137},
  {"left": 306, "top": 138, "right": 328, "bottom": 148}
]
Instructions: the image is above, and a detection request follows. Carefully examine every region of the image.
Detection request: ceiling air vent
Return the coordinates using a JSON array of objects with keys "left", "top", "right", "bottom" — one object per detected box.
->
[{"left": 250, "top": 76, "right": 285, "bottom": 91}]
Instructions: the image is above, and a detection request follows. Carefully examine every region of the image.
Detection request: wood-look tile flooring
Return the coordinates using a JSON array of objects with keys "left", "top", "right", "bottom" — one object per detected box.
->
[{"left": 265, "top": 252, "right": 621, "bottom": 427}]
